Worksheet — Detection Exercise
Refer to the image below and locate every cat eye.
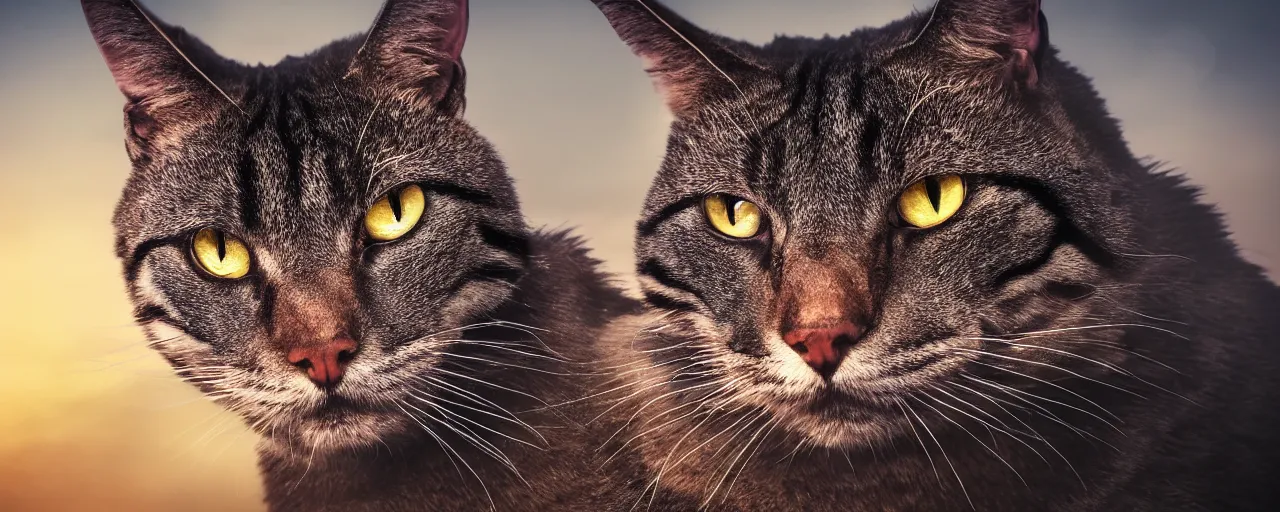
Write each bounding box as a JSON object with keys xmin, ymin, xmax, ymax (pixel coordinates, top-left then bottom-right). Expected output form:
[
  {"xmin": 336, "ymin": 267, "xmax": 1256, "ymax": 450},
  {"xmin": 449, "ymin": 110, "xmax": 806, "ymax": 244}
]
[
  {"xmin": 365, "ymin": 184, "xmax": 426, "ymax": 242},
  {"xmin": 897, "ymin": 175, "xmax": 966, "ymax": 229},
  {"xmin": 703, "ymin": 194, "xmax": 764, "ymax": 239},
  {"xmin": 191, "ymin": 228, "xmax": 252, "ymax": 279}
]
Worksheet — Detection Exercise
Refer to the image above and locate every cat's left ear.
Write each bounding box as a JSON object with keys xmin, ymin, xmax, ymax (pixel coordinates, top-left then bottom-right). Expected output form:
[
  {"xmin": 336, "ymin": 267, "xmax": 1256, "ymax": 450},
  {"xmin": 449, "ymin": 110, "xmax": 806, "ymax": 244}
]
[
  {"xmin": 81, "ymin": 0, "xmax": 241, "ymax": 158},
  {"xmin": 348, "ymin": 0, "xmax": 469, "ymax": 115},
  {"xmin": 927, "ymin": 0, "xmax": 1048, "ymax": 89}
]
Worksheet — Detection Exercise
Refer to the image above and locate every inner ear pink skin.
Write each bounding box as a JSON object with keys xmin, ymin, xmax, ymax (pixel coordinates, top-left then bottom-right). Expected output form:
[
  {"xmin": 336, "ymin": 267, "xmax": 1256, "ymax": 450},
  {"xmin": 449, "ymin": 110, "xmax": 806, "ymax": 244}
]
[{"xmin": 1009, "ymin": 0, "xmax": 1045, "ymax": 88}]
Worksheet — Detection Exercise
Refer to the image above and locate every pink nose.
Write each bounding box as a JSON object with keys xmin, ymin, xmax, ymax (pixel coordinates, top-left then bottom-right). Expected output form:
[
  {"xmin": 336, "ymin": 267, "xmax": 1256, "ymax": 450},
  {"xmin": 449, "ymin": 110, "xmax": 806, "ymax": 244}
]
[
  {"xmin": 782, "ymin": 322, "xmax": 861, "ymax": 378},
  {"xmin": 287, "ymin": 337, "xmax": 358, "ymax": 390}
]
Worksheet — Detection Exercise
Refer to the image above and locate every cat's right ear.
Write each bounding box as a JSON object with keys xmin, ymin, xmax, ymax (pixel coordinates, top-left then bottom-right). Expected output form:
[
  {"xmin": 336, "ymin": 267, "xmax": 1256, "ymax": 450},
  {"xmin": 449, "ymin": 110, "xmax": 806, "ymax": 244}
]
[
  {"xmin": 920, "ymin": 0, "xmax": 1048, "ymax": 90},
  {"xmin": 348, "ymin": 0, "xmax": 470, "ymax": 116},
  {"xmin": 81, "ymin": 0, "xmax": 239, "ymax": 158},
  {"xmin": 591, "ymin": 0, "xmax": 764, "ymax": 119}
]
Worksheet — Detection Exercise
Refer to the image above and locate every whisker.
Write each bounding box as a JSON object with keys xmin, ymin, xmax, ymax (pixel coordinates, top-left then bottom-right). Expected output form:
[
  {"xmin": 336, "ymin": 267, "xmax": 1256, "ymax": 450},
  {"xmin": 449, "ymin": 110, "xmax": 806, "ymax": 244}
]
[
  {"xmin": 970, "ymin": 338, "xmax": 1196, "ymax": 405},
  {"xmin": 928, "ymin": 384, "xmax": 1047, "ymax": 461},
  {"xmin": 601, "ymin": 380, "xmax": 743, "ymax": 464},
  {"xmin": 408, "ymin": 385, "xmax": 545, "ymax": 448},
  {"xmin": 947, "ymin": 382, "xmax": 1085, "ymax": 488},
  {"xmin": 898, "ymin": 397, "xmax": 972, "ymax": 509},
  {"xmin": 394, "ymin": 401, "xmax": 495, "ymax": 509},
  {"xmin": 1009, "ymin": 323, "xmax": 1188, "ymax": 342},
  {"xmin": 413, "ymin": 375, "xmax": 547, "ymax": 443},
  {"xmin": 433, "ymin": 367, "xmax": 547, "ymax": 405},
  {"xmin": 1056, "ymin": 339, "xmax": 1183, "ymax": 374},
  {"xmin": 439, "ymin": 353, "xmax": 579, "ymax": 376},
  {"xmin": 954, "ymin": 348, "xmax": 1146, "ymax": 402},
  {"xmin": 703, "ymin": 416, "xmax": 778, "ymax": 508},
  {"xmin": 961, "ymin": 374, "xmax": 1121, "ymax": 450},
  {"xmin": 912, "ymin": 394, "xmax": 1028, "ymax": 488}
]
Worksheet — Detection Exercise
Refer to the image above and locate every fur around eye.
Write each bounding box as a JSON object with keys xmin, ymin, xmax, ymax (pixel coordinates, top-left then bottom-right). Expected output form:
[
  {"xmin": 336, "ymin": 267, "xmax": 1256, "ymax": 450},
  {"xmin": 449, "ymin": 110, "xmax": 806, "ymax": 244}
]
[
  {"xmin": 191, "ymin": 228, "xmax": 251, "ymax": 279},
  {"xmin": 366, "ymin": 184, "xmax": 426, "ymax": 242},
  {"xmin": 897, "ymin": 175, "xmax": 966, "ymax": 229},
  {"xmin": 703, "ymin": 194, "xmax": 764, "ymax": 239}
]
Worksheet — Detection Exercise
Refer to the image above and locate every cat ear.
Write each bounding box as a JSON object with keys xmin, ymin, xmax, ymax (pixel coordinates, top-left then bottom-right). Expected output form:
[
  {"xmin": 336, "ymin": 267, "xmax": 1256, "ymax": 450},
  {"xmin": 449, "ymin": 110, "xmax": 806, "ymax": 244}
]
[
  {"xmin": 348, "ymin": 0, "xmax": 469, "ymax": 115},
  {"xmin": 927, "ymin": 0, "xmax": 1048, "ymax": 89},
  {"xmin": 592, "ymin": 0, "xmax": 763, "ymax": 118},
  {"xmin": 81, "ymin": 0, "xmax": 240, "ymax": 154}
]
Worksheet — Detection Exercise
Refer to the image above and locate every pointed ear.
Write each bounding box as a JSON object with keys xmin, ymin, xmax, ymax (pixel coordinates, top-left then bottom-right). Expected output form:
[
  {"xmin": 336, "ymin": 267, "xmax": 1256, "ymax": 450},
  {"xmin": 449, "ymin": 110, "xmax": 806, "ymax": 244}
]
[
  {"xmin": 928, "ymin": 0, "xmax": 1048, "ymax": 89},
  {"xmin": 592, "ymin": 0, "xmax": 763, "ymax": 118},
  {"xmin": 81, "ymin": 0, "xmax": 239, "ymax": 155},
  {"xmin": 348, "ymin": 0, "xmax": 469, "ymax": 114}
]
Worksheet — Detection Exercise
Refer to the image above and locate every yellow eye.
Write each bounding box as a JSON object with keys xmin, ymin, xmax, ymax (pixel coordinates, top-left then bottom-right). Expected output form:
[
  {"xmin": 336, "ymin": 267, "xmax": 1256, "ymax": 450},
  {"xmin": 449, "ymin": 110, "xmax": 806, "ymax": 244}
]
[
  {"xmin": 365, "ymin": 184, "xmax": 426, "ymax": 242},
  {"xmin": 898, "ymin": 175, "xmax": 966, "ymax": 229},
  {"xmin": 703, "ymin": 194, "xmax": 763, "ymax": 239},
  {"xmin": 191, "ymin": 228, "xmax": 251, "ymax": 279}
]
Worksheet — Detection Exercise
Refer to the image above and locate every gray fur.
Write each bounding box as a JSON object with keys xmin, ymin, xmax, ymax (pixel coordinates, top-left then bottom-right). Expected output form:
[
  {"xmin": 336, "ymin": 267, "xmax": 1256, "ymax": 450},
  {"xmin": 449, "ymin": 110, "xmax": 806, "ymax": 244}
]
[
  {"xmin": 591, "ymin": 0, "xmax": 1280, "ymax": 510},
  {"xmin": 84, "ymin": 0, "xmax": 636, "ymax": 509}
]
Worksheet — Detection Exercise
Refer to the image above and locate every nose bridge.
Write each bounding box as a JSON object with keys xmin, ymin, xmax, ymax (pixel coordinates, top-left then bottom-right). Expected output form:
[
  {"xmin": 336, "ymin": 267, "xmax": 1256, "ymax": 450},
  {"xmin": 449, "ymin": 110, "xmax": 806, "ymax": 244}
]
[
  {"xmin": 271, "ymin": 269, "xmax": 356, "ymax": 348},
  {"xmin": 778, "ymin": 241, "xmax": 870, "ymax": 329}
]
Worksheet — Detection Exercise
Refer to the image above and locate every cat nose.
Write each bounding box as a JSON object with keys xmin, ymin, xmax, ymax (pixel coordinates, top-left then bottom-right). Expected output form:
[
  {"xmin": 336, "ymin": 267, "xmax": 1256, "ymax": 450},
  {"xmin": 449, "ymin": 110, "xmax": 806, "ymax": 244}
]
[
  {"xmin": 782, "ymin": 322, "xmax": 861, "ymax": 378},
  {"xmin": 287, "ymin": 336, "xmax": 359, "ymax": 390}
]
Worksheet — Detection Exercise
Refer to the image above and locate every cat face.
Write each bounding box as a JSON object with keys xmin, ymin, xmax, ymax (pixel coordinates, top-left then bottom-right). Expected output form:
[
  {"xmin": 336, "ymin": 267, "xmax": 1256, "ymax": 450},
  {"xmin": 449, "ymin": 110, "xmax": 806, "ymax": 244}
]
[
  {"xmin": 86, "ymin": 0, "xmax": 528, "ymax": 450},
  {"xmin": 596, "ymin": 0, "xmax": 1142, "ymax": 447}
]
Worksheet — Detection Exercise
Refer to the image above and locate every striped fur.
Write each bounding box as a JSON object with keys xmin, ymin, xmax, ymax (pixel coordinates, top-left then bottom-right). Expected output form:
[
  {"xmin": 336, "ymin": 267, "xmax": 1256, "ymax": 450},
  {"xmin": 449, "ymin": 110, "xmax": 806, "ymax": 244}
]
[
  {"xmin": 591, "ymin": 0, "xmax": 1280, "ymax": 510},
  {"xmin": 85, "ymin": 0, "xmax": 636, "ymax": 510}
]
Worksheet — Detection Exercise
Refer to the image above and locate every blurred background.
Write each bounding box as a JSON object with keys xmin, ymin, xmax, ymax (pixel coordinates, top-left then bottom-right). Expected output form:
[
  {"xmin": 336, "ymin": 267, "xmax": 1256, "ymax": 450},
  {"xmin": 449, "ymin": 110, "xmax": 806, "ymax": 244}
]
[{"xmin": 0, "ymin": 0, "xmax": 1276, "ymax": 510}]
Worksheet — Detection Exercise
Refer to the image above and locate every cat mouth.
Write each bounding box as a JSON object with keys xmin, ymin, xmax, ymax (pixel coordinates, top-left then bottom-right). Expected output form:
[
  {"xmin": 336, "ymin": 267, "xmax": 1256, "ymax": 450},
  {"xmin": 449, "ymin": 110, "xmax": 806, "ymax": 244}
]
[
  {"xmin": 759, "ymin": 386, "xmax": 909, "ymax": 446},
  {"xmin": 793, "ymin": 386, "xmax": 895, "ymax": 418},
  {"xmin": 309, "ymin": 395, "xmax": 362, "ymax": 417},
  {"xmin": 293, "ymin": 396, "xmax": 403, "ymax": 440},
  {"xmin": 295, "ymin": 394, "xmax": 392, "ymax": 426}
]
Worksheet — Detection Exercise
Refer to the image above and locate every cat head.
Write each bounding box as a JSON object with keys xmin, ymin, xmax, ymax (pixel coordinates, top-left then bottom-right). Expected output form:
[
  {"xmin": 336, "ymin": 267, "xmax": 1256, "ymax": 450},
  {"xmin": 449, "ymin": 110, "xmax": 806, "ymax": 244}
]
[
  {"xmin": 86, "ymin": 0, "xmax": 529, "ymax": 451},
  {"xmin": 595, "ymin": 0, "xmax": 1147, "ymax": 448}
]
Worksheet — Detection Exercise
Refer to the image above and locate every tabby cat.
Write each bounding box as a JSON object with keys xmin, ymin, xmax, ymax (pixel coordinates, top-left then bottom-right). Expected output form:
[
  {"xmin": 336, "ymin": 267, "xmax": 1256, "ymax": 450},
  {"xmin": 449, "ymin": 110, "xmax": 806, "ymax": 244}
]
[
  {"xmin": 590, "ymin": 0, "xmax": 1280, "ymax": 510},
  {"xmin": 83, "ymin": 0, "xmax": 633, "ymax": 510}
]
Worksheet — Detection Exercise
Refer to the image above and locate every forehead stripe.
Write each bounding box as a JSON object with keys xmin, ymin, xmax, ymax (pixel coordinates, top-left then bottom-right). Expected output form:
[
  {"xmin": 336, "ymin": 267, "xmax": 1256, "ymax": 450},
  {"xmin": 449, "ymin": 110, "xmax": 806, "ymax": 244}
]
[
  {"xmin": 275, "ymin": 92, "xmax": 306, "ymax": 204},
  {"xmin": 236, "ymin": 100, "xmax": 271, "ymax": 230}
]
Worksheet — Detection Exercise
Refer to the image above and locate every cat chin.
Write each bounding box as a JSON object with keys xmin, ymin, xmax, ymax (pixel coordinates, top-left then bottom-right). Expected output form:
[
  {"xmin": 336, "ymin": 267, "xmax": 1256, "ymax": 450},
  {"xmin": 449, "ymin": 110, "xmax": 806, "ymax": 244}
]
[
  {"xmin": 764, "ymin": 403, "xmax": 911, "ymax": 450},
  {"xmin": 261, "ymin": 409, "xmax": 413, "ymax": 453},
  {"xmin": 758, "ymin": 395, "xmax": 904, "ymax": 449}
]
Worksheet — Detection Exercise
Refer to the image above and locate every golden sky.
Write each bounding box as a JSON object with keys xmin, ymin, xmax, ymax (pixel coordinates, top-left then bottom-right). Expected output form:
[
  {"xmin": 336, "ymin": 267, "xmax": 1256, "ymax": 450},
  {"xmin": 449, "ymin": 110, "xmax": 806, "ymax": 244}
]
[{"xmin": 0, "ymin": 0, "xmax": 1275, "ymax": 510}]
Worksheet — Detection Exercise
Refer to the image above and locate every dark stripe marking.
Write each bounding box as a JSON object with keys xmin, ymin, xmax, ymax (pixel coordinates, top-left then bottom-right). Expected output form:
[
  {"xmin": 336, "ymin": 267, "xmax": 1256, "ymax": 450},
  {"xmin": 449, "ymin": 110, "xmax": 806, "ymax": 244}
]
[
  {"xmin": 276, "ymin": 92, "xmax": 304, "ymax": 202},
  {"xmin": 124, "ymin": 235, "xmax": 184, "ymax": 283},
  {"xmin": 418, "ymin": 180, "xmax": 498, "ymax": 208},
  {"xmin": 637, "ymin": 197, "xmax": 702, "ymax": 238},
  {"xmin": 237, "ymin": 103, "xmax": 271, "ymax": 230},
  {"xmin": 809, "ymin": 58, "xmax": 832, "ymax": 142},
  {"xmin": 988, "ymin": 175, "xmax": 1117, "ymax": 283},
  {"xmin": 478, "ymin": 224, "xmax": 530, "ymax": 262},
  {"xmin": 642, "ymin": 290, "xmax": 701, "ymax": 315},
  {"xmin": 134, "ymin": 304, "xmax": 169, "ymax": 323},
  {"xmin": 638, "ymin": 257, "xmax": 706, "ymax": 307},
  {"xmin": 444, "ymin": 261, "xmax": 526, "ymax": 299}
]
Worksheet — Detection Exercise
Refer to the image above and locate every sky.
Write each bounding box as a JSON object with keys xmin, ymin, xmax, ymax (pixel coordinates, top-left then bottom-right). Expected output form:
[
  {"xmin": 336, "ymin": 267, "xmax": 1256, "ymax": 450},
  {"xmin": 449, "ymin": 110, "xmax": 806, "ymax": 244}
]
[{"xmin": 0, "ymin": 0, "xmax": 1276, "ymax": 510}]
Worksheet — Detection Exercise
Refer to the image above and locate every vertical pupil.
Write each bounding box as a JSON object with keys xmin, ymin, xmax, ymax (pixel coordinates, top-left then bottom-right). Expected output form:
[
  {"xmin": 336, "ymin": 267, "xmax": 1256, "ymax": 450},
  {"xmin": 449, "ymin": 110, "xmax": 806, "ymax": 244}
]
[
  {"xmin": 388, "ymin": 190, "xmax": 403, "ymax": 222},
  {"xmin": 924, "ymin": 177, "xmax": 943, "ymax": 213},
  {"xmin": 726, "ymin": 199, "xmax": 740, "ymax": 225},
  {"xmin": 215, "ymin": 231, "xmax": 227, "ymax": 261}
]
